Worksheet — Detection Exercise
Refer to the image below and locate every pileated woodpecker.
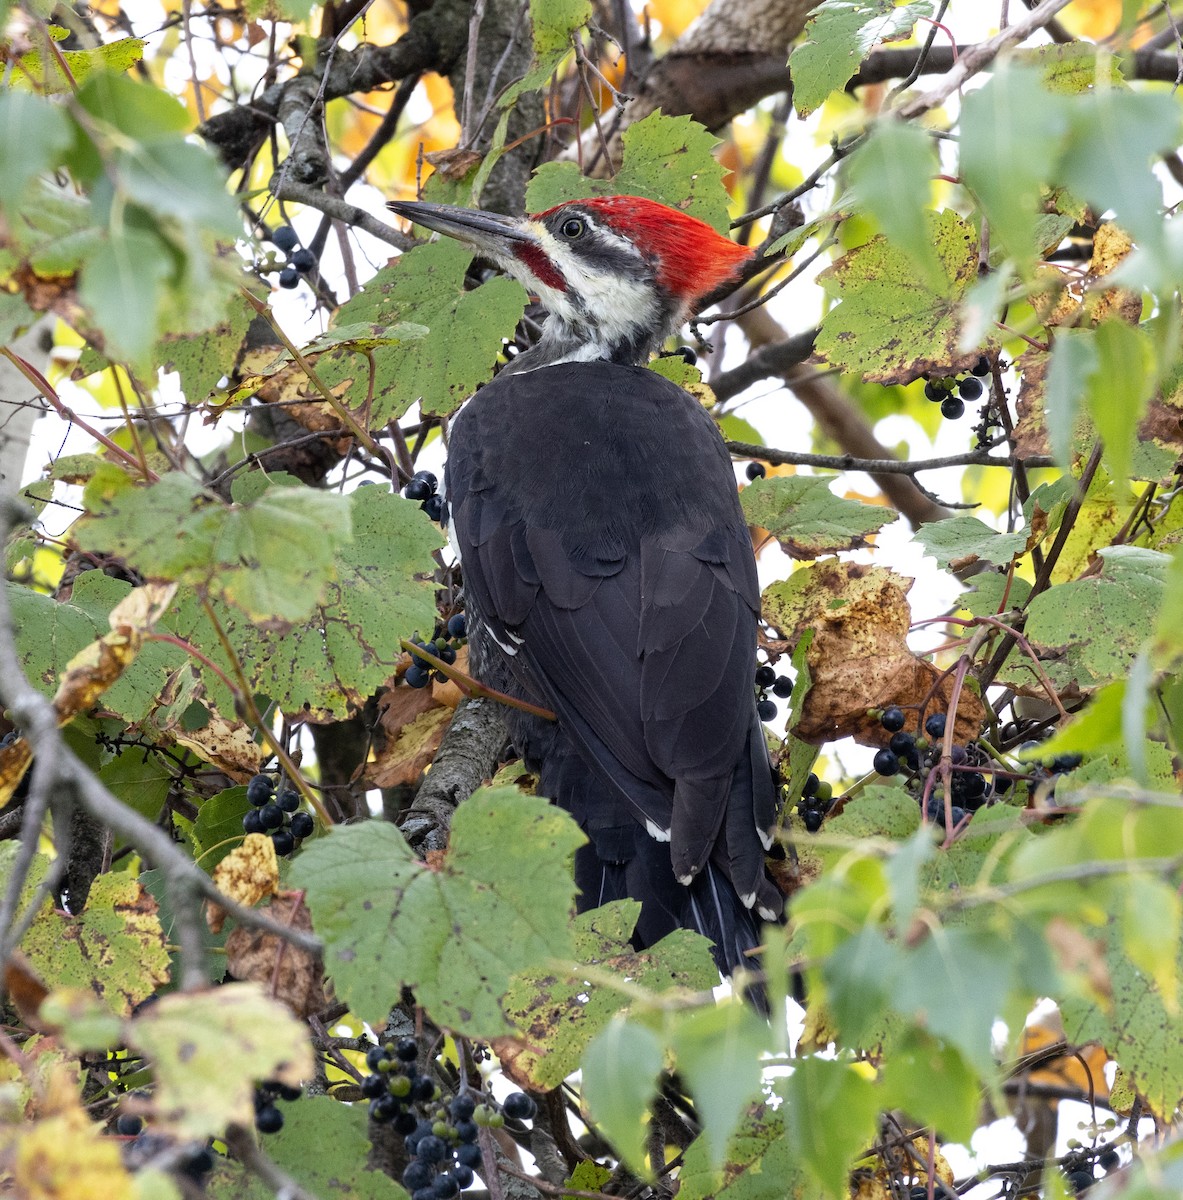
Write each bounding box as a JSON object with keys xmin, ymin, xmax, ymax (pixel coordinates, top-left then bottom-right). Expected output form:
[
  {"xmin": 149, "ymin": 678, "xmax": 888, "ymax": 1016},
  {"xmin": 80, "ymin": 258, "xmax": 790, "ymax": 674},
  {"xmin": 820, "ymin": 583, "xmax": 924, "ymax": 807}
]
[{"xmin": 387, "ymin": 195, "xmax": 783, "ymax": 979}]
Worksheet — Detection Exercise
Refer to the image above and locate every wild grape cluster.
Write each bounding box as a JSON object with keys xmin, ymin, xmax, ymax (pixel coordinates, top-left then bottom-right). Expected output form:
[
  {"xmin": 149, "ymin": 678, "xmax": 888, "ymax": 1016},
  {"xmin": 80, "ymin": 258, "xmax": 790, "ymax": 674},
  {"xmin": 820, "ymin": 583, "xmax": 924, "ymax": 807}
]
[
  {"xmin": 119, "ymin": 1125, "xmax": 215, "ymax": 1185},
  {"xmin": 923, "ymin": 355, "xmax": 990, "ymax": 420},
  {"xmin": 795, "ymin": 772, "xmax": 834, "ymax": 833},
  {"xmin": 405, "ymin": 613, "xmax": 467, "ymax": 690},
  {"xmin": 754, "ymin": 661, "xmax": 793, "ymax": 724},
  {"xmin": 272, "ymin": 224, "xmax": 318, "ymax": 290},
  {"xmin": 869, "ymin": 705, "xmax": 1083, "ymax": 832},
  {"xmin": 241, "ymin": 772, "xmax": 316, "ymax": 855},
  {"xmin": 405, "ymin": 469, "xmax": 444, "ymax": 523},
  {"xmin": 359, "ymin": 1035, "xmax": 537, "ymax": 1199}
]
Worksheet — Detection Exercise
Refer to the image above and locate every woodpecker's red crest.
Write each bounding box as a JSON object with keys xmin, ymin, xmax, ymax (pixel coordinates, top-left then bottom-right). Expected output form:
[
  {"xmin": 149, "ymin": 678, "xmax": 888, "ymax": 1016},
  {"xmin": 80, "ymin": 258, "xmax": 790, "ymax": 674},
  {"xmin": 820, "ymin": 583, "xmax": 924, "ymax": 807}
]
[{"xmin": 533, "ymin": 195, "xmax": 752, "ymax": 304}]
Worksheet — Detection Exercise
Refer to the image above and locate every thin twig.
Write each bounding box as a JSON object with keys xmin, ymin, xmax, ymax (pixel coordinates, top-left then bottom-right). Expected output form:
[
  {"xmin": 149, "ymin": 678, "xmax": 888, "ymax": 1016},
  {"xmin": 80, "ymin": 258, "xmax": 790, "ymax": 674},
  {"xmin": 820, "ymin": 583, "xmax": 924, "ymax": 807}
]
[{"xmin": 726, "ymin": 440, "xmax": 1053, "ymax": 475}]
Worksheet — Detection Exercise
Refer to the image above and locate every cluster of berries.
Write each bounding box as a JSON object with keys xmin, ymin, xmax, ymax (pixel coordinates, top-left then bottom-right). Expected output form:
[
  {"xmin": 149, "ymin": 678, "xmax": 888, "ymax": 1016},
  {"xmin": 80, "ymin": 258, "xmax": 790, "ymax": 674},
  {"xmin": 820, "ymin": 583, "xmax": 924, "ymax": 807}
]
[
  {"xmin": 405, "ymin": 612, "xmax": 467, "ymax": 690},
  {"xmin": 872, "ymin": 706, "xmax": 1083, "ymax": 831},
  {"xmin": 923, "ymin": 356, "xmax": 991, "ymax": 420},
  {"xmin": 241, "ymin": 772, "xmax": 316, "ymax": 855},
  {"xmin": 795, "ymin": 771, "xmax": 834, "ymax": 832},
  {"xmin": 754, "ymin": 662, "xmax": 793, "ymax": 724},
  {"xmin": 272, "ymin": 224, "xmax": 318, "ymax": 290},
  {"xmin": 405, "ymin": 470, "xmax": 444, "ymax": 522},
  {"xmin": 254, "ymin": 1080, "xmax": 302, "ymax": 1134},
  {"xmin": 359, "ymin": 1036, "xmax": 537, "ymax": 1200}
]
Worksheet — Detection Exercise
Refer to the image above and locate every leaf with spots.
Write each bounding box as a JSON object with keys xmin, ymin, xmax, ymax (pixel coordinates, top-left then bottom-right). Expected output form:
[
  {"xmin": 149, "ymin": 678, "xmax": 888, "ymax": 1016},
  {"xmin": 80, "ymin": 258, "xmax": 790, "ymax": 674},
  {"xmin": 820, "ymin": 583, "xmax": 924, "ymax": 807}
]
[
  {"xmin": 526, "ymin": 112, "xmax": 733, "ymax": 232},
  {"xmin": 496, "ymin": 900, "xmax": 717, "ymax": 1089},
  {"xmin": 5, "ymin": 580, "xmax": 103, "ymax": 698},
  {"xmin": 1061, "ymin": 929, "xmax": 1183, "ymax": 1121},
  {"xmin": 997, "ymin": 546, "xmax": 1168, "ymax": 694},
  {"xmin": 251, "ymin": 486, "xmax": 444, "ymax": 720},
  {"xmin": 815, "ymin": 209, "xmax": 999, "ymax": 384},
  {"xmin": 741, "ymin": 475, "xmax": 892, "ymax": 559},
  {"xmin": 291, "ymin": 785, "xmax": 584, "ymax": 1035},
  {"xmin": 1, "ymin": 848, "xmax": 169, "ymax": 1016},
  {"xmin": 315, "ymin": 238, "xmax": 528, "ymax": 421},
  {"xmin": 127, "ymin": 982, "xmax": 314, "ymax": 1139}
]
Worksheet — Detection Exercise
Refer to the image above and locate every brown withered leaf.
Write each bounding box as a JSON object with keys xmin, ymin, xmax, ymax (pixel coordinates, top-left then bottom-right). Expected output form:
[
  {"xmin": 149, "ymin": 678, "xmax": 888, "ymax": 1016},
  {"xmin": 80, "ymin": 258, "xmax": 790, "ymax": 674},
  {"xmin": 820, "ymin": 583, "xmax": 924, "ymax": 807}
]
[
  {"xmin": 2, "ymin": 951, "xmax": 50, "ymax": 1026},
  {"xmin": 365, "ymin": 706, "xmax": 453, "ymax": 789},
  {"xmin": 224, "ymin": 894, "xmax": 327, "ymax": 1018},
  {"xmin": 206, "ymin": 833, "xmax": 279, "ymax": 933},
  {"xmin": 763, "ymin": 561, "xmax": 984, "ymax": 746},
  {"xmin": 423, "ymin": 147, "xmax": 483, "ymax": 181}
]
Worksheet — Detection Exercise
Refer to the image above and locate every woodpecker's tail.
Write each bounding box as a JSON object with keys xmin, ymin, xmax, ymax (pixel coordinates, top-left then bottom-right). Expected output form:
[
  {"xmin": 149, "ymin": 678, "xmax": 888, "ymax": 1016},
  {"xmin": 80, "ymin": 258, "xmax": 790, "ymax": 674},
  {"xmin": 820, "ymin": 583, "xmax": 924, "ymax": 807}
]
[{"xmin": 538, "ymin": 728, "xmax": 773, "ymax": 1001}]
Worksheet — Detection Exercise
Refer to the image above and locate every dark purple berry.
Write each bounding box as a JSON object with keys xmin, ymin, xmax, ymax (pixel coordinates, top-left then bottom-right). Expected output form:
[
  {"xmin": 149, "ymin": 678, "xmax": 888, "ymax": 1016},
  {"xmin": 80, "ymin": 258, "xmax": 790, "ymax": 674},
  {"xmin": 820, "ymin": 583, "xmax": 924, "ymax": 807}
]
[
  {"xmin": 881, "ymin": 706, "xmax": 905, "ymax": 732},
  {"xmin": 447, "ymin": 613, "xmax": 467, "ymax": 639},
  {"xmin": 772, "ymin": 674, "xmax": 794, "ymax": 697},
  {"xmin": 278, "ymin": 266, "xmax": 300, "ymax": 289},
  {"xmin": 755, "ymin": 664, "xmax": 776, "ymax": 688},
  {"xmin": 404, "ymin": 1162, "xmax": 434, "ymax": 1191},
  {"xmin": 255, "ymin": 1104, "xmax": 284, "ymax": 1134},
  {"xmin": 941, "ymin": 396, "xmax": 965, "ymax": 420},
  {"xmin": 873, "ymin": 748, "xmax": 900, "ymax": 776},
  {"xmin": 971, "ymin": 355, "xmax": 990, "ymax": 376},
  {"xmin": 924, "ymin": 712, "xmax": 947, "ymax": 740},
  {"xmin": 395, "ymin": 1037, "xmax": 419, "ymax": 1062},
  {"xmin": 247, "ymin": 774, "xmax": 274, "ymax": 805},
  {"xmin": 502, "ymin": 1092, "xmax": 536, "ymax": 1120},
  {"xmin": 756, "ymin": 699, "xmax": 777, "ymax": 723},
  {"xmin": 405, "ymin": 664, "xmax": 430, "ymax": 689},
  {"xmin": 291, "ymin": 247, "xmax": 316, "ymax": 272},
  {"xmin": 958, "ymin": 376, "xmax": 984, "ymax": 401},
  {"xmin": 243, "ymin": 808, "xmax": 265, "ymax": 835},
  {"xmin": 272, "ymin": 225, "xmax": 298, "ymax": 252},
  {"xmin": 745, "ymin": 461, "xmax": 766, "ymax": 480},
  {"xmin": 259, "ymin": 802, "xmax": 283, "ymax": 830},
  {"xmin": 888, "ymin": 731, "xmax": 914, "ymax": 757},
  {"xmin": 924, "ymin": 380, "xmax": 947, "ymax": 402},
  {"xmin": 272, "ymin": 829, "xmax": 295, "ymax": 856},
  {"xmin": 803, "ymin": 809, "xmax": 823, "ymax": 833}
]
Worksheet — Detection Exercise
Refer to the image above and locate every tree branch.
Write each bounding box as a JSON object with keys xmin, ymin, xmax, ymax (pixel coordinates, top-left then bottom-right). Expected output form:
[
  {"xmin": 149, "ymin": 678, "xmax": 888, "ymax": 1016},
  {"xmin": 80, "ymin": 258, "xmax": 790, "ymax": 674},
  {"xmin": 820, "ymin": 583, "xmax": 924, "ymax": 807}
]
[
  {"xmin": 397, "ymin": 698, "xmax": 508, "ymax": 853},
  {"xmin": 727, "ymin": 441, "xmax": 1054, "ymax": 475}
]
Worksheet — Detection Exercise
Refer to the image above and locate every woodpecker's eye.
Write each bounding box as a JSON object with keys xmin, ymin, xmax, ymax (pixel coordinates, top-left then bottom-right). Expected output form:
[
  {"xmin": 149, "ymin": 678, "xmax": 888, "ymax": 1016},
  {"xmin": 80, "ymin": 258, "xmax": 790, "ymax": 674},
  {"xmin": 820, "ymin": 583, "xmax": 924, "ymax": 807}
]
[{"xmin": 559, "ymin": 217, "xmax": 586, "ymax": 240}]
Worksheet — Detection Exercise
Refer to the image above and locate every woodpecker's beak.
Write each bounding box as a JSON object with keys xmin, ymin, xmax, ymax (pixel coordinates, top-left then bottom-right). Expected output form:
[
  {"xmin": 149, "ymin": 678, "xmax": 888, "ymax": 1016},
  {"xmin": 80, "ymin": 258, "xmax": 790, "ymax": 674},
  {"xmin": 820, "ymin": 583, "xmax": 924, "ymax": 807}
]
[{"xmin": 386, "ymin": 200, "xmax": 537, "ymax": 257}]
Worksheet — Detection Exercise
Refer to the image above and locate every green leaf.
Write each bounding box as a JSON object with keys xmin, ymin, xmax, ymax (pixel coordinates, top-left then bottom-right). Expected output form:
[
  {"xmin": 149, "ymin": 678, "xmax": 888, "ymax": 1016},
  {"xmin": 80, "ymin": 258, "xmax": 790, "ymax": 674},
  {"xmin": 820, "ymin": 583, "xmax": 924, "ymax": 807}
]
[
  {"xmin": 780, "ymin": 1057, "xmax": 878, "ymax": 1197},
  {"xmin": 1058, "ymin": 90, "xmax": 1183, "ymax": 264},
  {"xmin": 1002, "ymin": 546, "xmax": 1168, "ymax": 692},
  {"xmin": 500, "ymin": 0, "xmax": 591, "ymax": 105},
  {"xmin": 526, "ymin": 112, "xmax": 733, "ymax": 232},
  {"xmin": 0, "ymin": 91, "xmax": 73, "ymax": 204},
  {"xmin": 960, "ymin": 66, "xmax": 1069, "ymax": 271},
  {"xmin": 1061, "ymin": 931, "xmax": 1183, "ymax": 1121},
  {"xmin": 847, "ymin": 119, "xmax": 943, "ymax": 289},
  {"xmin": 97, "ymin": 748, "xmax": 173, "ymax": 827},
  {"xmin": 501, "ymin": 900, "xmax": 717, "ymax": 1089},
  {"xmin": 207, "ymin": 1096, "xmax": 408, "ymax": 1200},
  {"xmin": 815, "ymin": 209, "xmax": 997, "ymax": 384},
  {"xmin": 75, "ymin": 473, "xmax": 353, "ymax": 623},
  {"xmin": 959, "ymin": 570, "xmax": 1032, "ymax": 618},
  {"xmin": 580, "ymin": 1016, "xmax": 664, "ymax": 1176},
  {"xmin": 78, "ymin": 227, "xmax": 171, "ymax": 366},
  {"xmin": 913, "ymin": 514, "xmax": 1028, "ymax": 570},
  {"xmin": 669, "ymin": 1002, "xmax": 770, "ymax": 1168},
  {"xmin": 790, "ymin": 0, "xmax": 934, "ymax": 117},
  {"xmin": 1088, "ymin": 319, "xmax": 1153, "ymax": 490},
  {"xmin": 2, "ymin": 849, "xmax": 169, "ymax": 1016},
  {"xmin": 191, "ymin": 788, "xmax": 251, "ymax": 870},
  {"xmin": 292, "ymin": 786, "xmax": 583, "ymax": 1033},
  {"xmin": 251, "ymin": 487, "xmax": 443, "ymax": 719},
  {"xmin": 317, "ymin": 239, "xmax": 527, "ymax": 421},
  {"xmin": 879, "ymin": 1030, "xmax": 979, "ymax": 1144},
  {"xmin": 127, "ymin": 983, "xmax": 314, "ymax": 1139},
  {"xmin": 75, "ymin": 69, "xmax": 190, "ymax": 138},
  {"xmin": 1044, "ymin": 329, "xmax": 1099, "ymax": 467},
  {"xmin": 740, "ymin": 475, "xmax": 893, "ymax": 558},
  {"xmin": 5, "ymin": 580, "xmax": 103, "ymax": 697}
]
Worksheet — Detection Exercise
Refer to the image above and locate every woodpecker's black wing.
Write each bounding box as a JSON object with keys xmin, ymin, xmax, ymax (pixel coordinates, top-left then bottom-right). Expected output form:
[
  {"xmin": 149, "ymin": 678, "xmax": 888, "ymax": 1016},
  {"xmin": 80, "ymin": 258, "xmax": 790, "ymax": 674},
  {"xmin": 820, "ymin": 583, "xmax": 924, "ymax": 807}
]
[{"xmin": 446, "ymin": 361, "xmax": 782, "ymax": 970}]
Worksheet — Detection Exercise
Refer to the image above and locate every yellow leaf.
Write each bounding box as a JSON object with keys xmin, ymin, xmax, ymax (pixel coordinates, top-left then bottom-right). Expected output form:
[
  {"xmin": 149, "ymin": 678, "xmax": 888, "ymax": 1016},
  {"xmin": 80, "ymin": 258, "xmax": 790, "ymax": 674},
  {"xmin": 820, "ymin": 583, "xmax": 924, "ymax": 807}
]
[{"xmin": 207, "ymin": 833, "xmax": 279, "ymax": 932}]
